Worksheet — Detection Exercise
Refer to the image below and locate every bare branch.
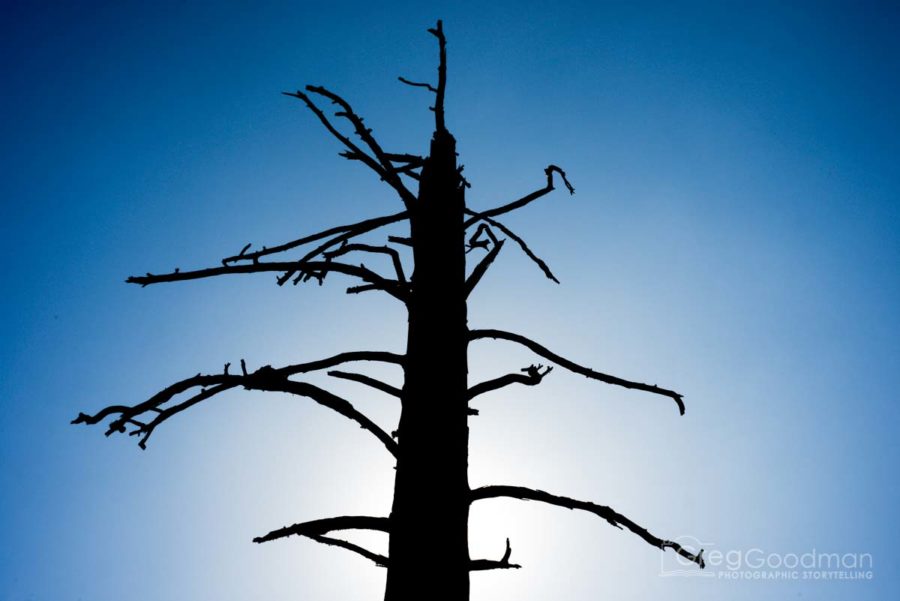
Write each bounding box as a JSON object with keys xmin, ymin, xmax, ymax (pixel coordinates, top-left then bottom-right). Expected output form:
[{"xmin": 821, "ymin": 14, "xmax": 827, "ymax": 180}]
[
  {"xmin": 465, "ymin": 239, "xmax": 505, "ymax": 297},
  {"xmin": 328, "ymin": 370, "xmax": 402, "ymax": 398},
  {"xmin": 126, "ymin": 259, "xmax": 409, "ymax": 303},
  {"xmin": 388, "ymin": 235, "xmax": 412, "ymax": 247},
  {"xmin": 73, "ymin": 352, "xmax": 403, "ymax": 454},
  {"xmin": 283, "ymin": 88, "xmax": 415, "ymax": 207},
  {"xmin": 397, "ymin": 76, "xmax": 437, "ymax": 93},
  {"xmin": 469, "ymin": 329, "xmax": 685, "ymax": 414},
  {"xmin": 250, "ymin": 378, "xmax": 398, "ymax": 455},
  {"xmin": 277, "ymin": 212, "xmax": 413, "ymax": 287},
  {"xmin": 221, "ymin": 211, "xmax": 408, "ymax": 266},
  {"xmin": 254, "ymin": 514, "xmax": 390, "ymax": 542},
  {"xmin": 307, "ymin": 535, "xmax": 389, "ymax": 567},
  {"xmin": 384, "ymin": 153, "xmax": 424, "ymax": 163},
  {"xmin": 254, "ymin": 515, "xmax": 389, "ymax": 566},
  {"xmin": 466, "ymin": 223, "xmax": 498, "ymax": 253},
  {"xmin": 466, "ymin": 210, "xmax": 559, "ymax": 283},
  {"xmin": 324, "ymin": 243, "xmax": 406, "ymax": 282},
  {"xmin": 427, "ymin": 20, "xmax": 448, "ymax": 132},
  {"xmin": 470, "ymin": 538, "xmax": 522, "ymax": 571},
  {"xmin": 463, "ymin": 165, "xmax": 574, "ymax": 227},
  {"xmin": 305, "ymin": 85, "xmax": 416, "ymax": 206},
  {"xmin": 468, "ymin": 364, "xmax": 553, "ymax": 401},
  {"xmin": 471, "ymin": 485, "xmax": 704, "ymax": 569}
]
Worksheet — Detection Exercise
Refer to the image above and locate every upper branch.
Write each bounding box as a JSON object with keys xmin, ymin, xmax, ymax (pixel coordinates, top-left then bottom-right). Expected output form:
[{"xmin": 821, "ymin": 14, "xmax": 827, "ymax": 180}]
[
  {"xmin": 471, "ymin": 485, "xmax": 704, "ymax": 568},
  {"xmin": 221, "ymin": 210, "xmax": 408, "ymax": 267},
  {"xmin": 127, "ymin": 259, "xmax": 409, "ymax": 303},
  {"xmin": 283, "ymin": 88, "xmax": 415, "ymax": 207},
  {"xmin": 428, "ymin": 20, "xmax": 448, "ymax": 132},
  {"xmin": 464, "ymin": 165, "xmax": 574, "ymax": 227},
  {"xmin": 469, "ymin": 329, "xmax": 686, "ymax": 414}
]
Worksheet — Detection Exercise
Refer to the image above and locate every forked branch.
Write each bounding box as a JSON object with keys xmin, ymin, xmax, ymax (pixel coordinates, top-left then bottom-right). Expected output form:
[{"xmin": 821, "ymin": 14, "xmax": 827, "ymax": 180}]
[
  {"xmin": 464, "ymin": 165, "xmax": 574, "ymax": 227},
  {"xmin": 221, "ymin": 210, "xmax": 408, "ymax": 267},
  {"xmin": 283, "ymin": 88, "xmax": 415, "ymax": 207},
  {"xmin": 127, "ymin": 259, "xmax": 409, "ymax": 303},
  {"xmin": 471, "ymin": 485, "xmax": 704, "ymax": 568},
  {"xmin": 254, "ymin": 515, "xmax": 390, "ymax": 566},
  {"xmin": 469, "ymin": 329, "xmax": 686, "ymax": 414},
  {"xmin": 73, "ymin": 352, "xmax": 403, "ymax": 454}
]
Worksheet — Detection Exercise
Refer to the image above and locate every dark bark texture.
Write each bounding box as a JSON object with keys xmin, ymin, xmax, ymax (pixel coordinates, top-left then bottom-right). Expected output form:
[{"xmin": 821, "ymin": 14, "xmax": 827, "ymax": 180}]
[{"xmin": 74, "ymin": 20, "xmax": 704, "ymax": 601}]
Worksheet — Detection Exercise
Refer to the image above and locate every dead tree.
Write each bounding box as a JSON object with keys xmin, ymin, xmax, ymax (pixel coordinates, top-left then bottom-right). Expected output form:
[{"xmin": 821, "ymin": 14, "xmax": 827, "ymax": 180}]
[{"xmin": 74, "ymin": 21, "xmax": 704, "ymax": 601}]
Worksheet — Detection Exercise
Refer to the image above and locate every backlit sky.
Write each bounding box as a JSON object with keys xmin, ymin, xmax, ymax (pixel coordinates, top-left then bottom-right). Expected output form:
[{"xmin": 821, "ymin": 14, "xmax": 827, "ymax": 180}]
[{"xmin": 1, "ymin": 1, "xmax": 898, "ymax": 600}]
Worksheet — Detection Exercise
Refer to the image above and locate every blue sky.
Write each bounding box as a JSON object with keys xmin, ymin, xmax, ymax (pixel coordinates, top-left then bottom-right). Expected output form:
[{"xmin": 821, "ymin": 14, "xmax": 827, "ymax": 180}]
[{"xmin": 1, "ymin": 1, "xmax": 898, "ymax": 599}]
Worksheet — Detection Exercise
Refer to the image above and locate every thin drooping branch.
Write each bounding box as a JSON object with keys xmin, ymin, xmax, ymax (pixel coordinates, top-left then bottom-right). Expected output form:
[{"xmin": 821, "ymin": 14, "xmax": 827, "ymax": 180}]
[
  {"xmin": 469, "ymin": 329, "xmax": 686, "ymax": 414},
  {"xmin": 467, "ymin": 364, "xmax": 553, "ymax": 400},
  {"xmin": 251, "ymin": 378, "xmax": 398, "ymax": 455},
  {"xmin": 328, "ymin": 370, "xmax": 402, "ymax": 398},
  {"xmin": 471, "ymin": 485, "xmax": 705, "ymax": 568},
  {"xmin": 126, "ymin": 259, "xmax": 409, "ymax": 302},
  {"xmin": 397, "ymin": 76, "xmax": 437, "ymax": 93},
  {"xmin": 73, "ymin": 352, "xmax": 403, "ymax": 453},
  {"xmin": 283, "ymin": 88, "xmax": 415, "ymax": 207},
  {"xmin": 463, "ymin": 165, "xmax": 574, "ymax": 227},
  {"xmin": 308, "ymin": 535, "xmax": 389, "ymax": 567},
  {"xmin": 221, "ymin": 210, "xmax": 408, "ymax": 267},
  {"xmin": 428, "ymin": 20, "xmax": 448, "ymax": 132},
  {"xmin": 469, "ymin": 538, "xmax": 522, "ymax": 571},
  {"xmin": 253, "ymin": 515, "xmax": 525, "ymax": 571},
  {"xmin": 465, "ymin": 239, "xmax": 505, "ymax": 297},
  {"xmin": 254, "ymin": 515, "xmax": 390, "ymax": 566},
  {"xmin": 466, "ymin": 210, "xmax": 559, "ymax": 283},
  {"xmin": 278, "ymin": 213, "xmax": 414, "ymax": 287},
  {"xmin": 254, "ymin": 515, "xmax": 390, "ymax": 543},
  {"xmin": 323, "ymin": 243, "xmax": 407, "ymax": 282}
]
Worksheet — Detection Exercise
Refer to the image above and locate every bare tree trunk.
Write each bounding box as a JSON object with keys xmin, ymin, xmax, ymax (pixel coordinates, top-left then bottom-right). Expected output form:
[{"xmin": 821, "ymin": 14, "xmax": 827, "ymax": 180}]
[{"xmin": 384, "ymin": 130, "xmax": 470, "ymax": 600}]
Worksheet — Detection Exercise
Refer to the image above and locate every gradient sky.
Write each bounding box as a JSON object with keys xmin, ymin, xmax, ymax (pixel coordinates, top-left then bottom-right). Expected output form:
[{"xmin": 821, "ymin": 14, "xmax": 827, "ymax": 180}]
[{"xmin": 2, "ymin": 1, "xmax": 898, "ymax": 600}]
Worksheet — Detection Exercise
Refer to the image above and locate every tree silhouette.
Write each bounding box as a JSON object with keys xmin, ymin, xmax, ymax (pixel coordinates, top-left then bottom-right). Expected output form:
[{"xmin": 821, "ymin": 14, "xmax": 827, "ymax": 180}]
[{"xmin": 73, "ymin": 21, "xmax": 704, "ymax": 601}]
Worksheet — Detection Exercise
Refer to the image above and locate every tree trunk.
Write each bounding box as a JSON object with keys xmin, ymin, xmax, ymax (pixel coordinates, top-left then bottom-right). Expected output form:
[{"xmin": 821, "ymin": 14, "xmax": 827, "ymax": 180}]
[{"xmin": 384, "ymin": 129, "xmax": 470, "ymax": 600}]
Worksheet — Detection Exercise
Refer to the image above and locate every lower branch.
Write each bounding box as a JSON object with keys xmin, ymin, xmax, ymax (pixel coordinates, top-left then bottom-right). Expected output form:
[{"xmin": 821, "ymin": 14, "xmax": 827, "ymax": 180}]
[
  {"xmin": 327, "ymin": 370, "xmax": 402, "ymax": 398},
  {"xmin": 254, "ymin": 515, "xmax": 390, "ymax": 567},
  {"xmin": 471, "ymin": 485, "xmax": 704, "ymax": 569},
  {"xmin": 73, "ymin": 352, "xmax": 403, "ymax": 454},
  {"xmin": 469, "ymin": 329, "xmax": 685, "ymax": 415},
  {"xmin": 470, "ymin": 538, "xmax": 522, "ymax": 571}
]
